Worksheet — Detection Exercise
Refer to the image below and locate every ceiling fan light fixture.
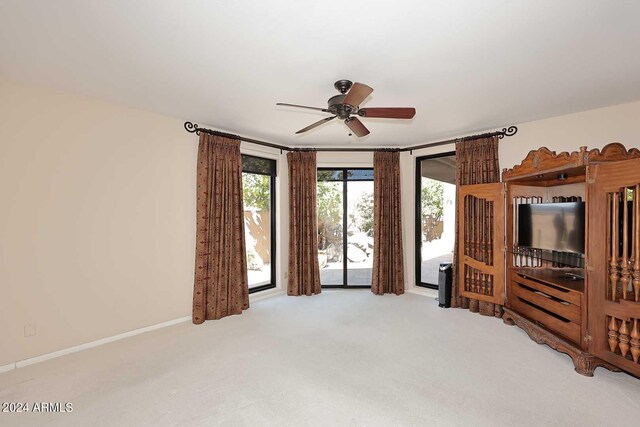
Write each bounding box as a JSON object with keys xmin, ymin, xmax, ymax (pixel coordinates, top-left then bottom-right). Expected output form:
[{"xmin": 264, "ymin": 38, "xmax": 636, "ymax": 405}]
[{"xmin": 277, "ymin": 79, "xmax": 416, "ymax": 137}]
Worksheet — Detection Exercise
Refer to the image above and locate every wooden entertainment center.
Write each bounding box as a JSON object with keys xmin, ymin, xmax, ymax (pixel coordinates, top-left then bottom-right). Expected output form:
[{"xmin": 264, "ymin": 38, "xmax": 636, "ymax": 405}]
[{"xmin": 458, "ymin": 143, "xmax": 640, "ymax": 377}]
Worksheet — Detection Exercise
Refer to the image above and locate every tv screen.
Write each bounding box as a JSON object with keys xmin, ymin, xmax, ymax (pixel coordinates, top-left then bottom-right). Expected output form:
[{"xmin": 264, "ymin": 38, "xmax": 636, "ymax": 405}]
[{"xmin": 517, "ymin": 202, "xmax": 585, "ymax": 254}]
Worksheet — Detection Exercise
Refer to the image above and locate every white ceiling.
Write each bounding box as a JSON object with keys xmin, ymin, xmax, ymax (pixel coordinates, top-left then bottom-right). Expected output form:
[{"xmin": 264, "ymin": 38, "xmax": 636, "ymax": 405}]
[{"xmin": 2, "ymin": 1, "xmax": 640, "ymax": 147}]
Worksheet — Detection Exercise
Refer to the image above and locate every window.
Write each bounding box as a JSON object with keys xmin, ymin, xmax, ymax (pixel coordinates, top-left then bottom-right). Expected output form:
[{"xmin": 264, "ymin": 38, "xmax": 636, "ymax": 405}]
[
  {"xmin": 415, "ymin": 152, "xmax": 456, "ymax": 289},
  {"xmin": 242, "ymin": 154, "xmax": 276, "ymax": 293},
  {"xmin": 317, "ymin": 168, "xmax": 374, "ymax": 288}
]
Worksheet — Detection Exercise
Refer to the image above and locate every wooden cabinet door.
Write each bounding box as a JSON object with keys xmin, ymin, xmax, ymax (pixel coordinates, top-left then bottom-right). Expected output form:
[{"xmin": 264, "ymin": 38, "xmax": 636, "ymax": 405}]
[
  {"xmin": 588, "ymin": 159, "xmax": 640, "ymax": 376},
  {"xmin": 457, "ymin": 183, "xmax": 505, "ymax": 304}
]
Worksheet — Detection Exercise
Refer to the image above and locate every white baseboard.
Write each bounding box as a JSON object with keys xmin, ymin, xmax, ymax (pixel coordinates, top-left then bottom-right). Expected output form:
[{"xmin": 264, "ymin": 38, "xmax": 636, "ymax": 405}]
[
  {"xmin": 406, "ymin": 287, "xmax": 439, "ymax": 299},
  {"xmin": 3, "ymin": 291, "xmax": 284, "ymax": 375},
  {"xmin": 0, "ymin": 363, "xmax": 16, "ymax": 374},
  {"xmin": 250, "ymin": 289, "xmax": 285, "ymax": 302},
  {"xmin": 10, "ymin": 316, "xmax": 191, "ymax": 371}
]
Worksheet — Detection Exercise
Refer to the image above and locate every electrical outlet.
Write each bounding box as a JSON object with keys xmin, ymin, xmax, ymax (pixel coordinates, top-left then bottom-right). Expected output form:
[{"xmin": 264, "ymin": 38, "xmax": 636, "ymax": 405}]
[
  {"xmin": 24, "ymin": 323, "xmax": 36, "ymax": 338},
  {"xmin": 284, "ymin": 271, "xmax": 288, "ymax": 279}
]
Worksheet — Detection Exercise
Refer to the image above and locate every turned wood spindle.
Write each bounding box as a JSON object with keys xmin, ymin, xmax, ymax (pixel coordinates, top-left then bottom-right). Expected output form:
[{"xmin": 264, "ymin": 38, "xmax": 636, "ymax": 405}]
[
  {"xmin": 529, "ymin": 198, "xmax": 534, "ymax": 267},
  {"xmin": 513, "ymin": 197, "xmax": 517, "ymax": 266},
  {"xmin": 469, "ymin": 196, "xmax": 473, "ymax": 258},
  {"xmin": 489, "ymin": 201, "xmax": 494, "ymax": 264},
  {"xmin": 470, "ymin": 196, "xmax": 475, "ymax": 259},
  {"xmin": 619, "ymin": 319, "xmax": 631, "ymax": 357},
  {"xmin": 482, "ymin": 199, "xmax": 487, "ymax": 263},
  {"xmin": 489, "ymin": 201, "xmax": 493, "ymax": 265},
  {"xmin": 517, "ymin": 197, "xmax": 523, "ymax": 267},
  {"xmin": 538, "ymin": 249, "xmax": 543, "ymax": 268},
  {"xmin": 484, "ymin": 200, "xmax": 488, "ymax": 263},
  {"xmin": 633, "ymin": 185, "xmax": 640, "ymax": 302},
  {"xmin": 488, "ymin": 200, "xmax": 492, "ymax": 264},
  {"xmin": 485, "ymin": 200, "xmax": 489, "ymax": 264},
  {"xmin": 465, "ymin": 197, "xmax": 470, "ymax": 257},
  {"xmin": 621, "ymin": 188, "xmax": 631, "ymax": 300},
  {"xmin": 471, "ymin": 197, "xmax": 476, "ymax": 261},
  {"xmin": 608, "ymin": 317, "xmax": 619, "ymax": 353},
  {"xmin": 464, "ymin": 265, "xmax": 470, "ymax": 292},
  {"xmin": 521, "ymin": 198, "xmax": 526, "ymax": 266},
  {"xmin": 470, "ymin": 196, "xmax": 474, "ymax": 259},
  {"xmin": 529, "ymin": 197, "xmax": 542, "ymax": 267},
  {"xmin": 479, "ymin": 199, "xmax": 484, "ymax": 263},
  {"xmin": 477, "ymin": 199, "xmax": 482, "ymax": 263},
  {"xmin": 470, "ymin": 267, "xmax": 475, "ymax": 293},
  {"xmin": 530, "ymin": 197, "xmax": 536, "ymax": 266},
  {"xmin": 481, "ymin": 271, "xmax": 487, "ymax": 295},
  {"xmin": 469, "ymin": 197, "xmax": 473, "ymax": 259},
  {"xmin": 606, "ymin": 193, "xmax": 613, "ymax": 300},
  {"xmin": 610, "ymin": 192, "xmax": 620, "ymax": 301},
  {"xmin": 464, "ymin": 197, "xmax": 469, "ymax": 257},
  {"xmin": 631, "ymin": 318, "xmax": 640, "ymax": 364},
  {"xmin": 476, "ymin": 198, "xmax": 481, "ymax": 262},
  {"xmin": 476, "ymin": 198, "xmax": 481, "ymax": 263}
]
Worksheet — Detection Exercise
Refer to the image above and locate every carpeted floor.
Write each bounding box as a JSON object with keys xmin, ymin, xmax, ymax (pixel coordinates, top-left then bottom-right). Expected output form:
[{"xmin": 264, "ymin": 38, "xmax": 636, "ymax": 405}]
[{"xmin": 1, "ymin": 291, "xmax": 639, "ymax": 426}]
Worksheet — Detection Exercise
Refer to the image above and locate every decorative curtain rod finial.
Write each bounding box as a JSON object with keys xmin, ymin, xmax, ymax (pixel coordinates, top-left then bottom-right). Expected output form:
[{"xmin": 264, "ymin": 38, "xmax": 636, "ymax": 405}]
[
  {"xmin": 184, "ymin": 121, "xmax": 200, "ymax": 135},
  {"xmin": 499, "ymin": 126, "xmax": 518, "ymax": 139}
]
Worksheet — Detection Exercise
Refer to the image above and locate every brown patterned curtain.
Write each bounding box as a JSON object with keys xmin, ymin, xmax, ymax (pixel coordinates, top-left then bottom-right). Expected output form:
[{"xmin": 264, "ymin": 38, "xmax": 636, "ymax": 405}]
[
  {"xmin": 372, "ymin": 151, "xmax": 405, "ymax": 295},
  {"xmin": 192, "ymin": 133, "xmax": 249, "ymax": 324},
  {"xmin": 287, "ymin": 151, "xmax": 321, "ymax": 296},
  {"xmin": 453, "ymin": 136, "xmax": 501, "ymax": 316}
]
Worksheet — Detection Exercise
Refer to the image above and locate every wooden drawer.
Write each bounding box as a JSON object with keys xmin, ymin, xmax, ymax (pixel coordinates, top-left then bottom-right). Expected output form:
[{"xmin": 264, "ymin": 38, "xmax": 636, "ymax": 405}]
[{"xmin": 509, "ymin": 271, "xmax": 583, "ymax": 345}]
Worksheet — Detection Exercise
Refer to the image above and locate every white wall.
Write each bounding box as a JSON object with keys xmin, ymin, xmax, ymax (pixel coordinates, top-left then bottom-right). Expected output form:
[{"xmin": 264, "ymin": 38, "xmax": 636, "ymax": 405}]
[
  {"xmin": 0, "ymin": 77, "xmax": 196, "ymax": 366},
  {"xmin": 0, "ymin": 77, "xmax": 288, "ymax": 367},
  {"xmin": 402, "ymin": 100, "xmax": 640, "ymax": 294},
  {"xmin": 317, "ymin": 152, "xmax": 373, "ymax": 168},
  {"xmin": 501, "ymin": 100, "xmax": 640, "ymax": 170}
]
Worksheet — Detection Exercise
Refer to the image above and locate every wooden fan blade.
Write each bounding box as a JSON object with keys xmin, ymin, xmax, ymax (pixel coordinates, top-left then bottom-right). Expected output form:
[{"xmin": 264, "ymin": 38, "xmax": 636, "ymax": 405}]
[
  {"xmin": 359, "ymin": 107, "xmax": 416, "ymax": 119},
  {"xmin": 342, "ymin": 82, "xmax": 373, "ymax": 107},
  {"xmin": 277, "ymin": 103, "xmax": 330, "ymax": 112},
  {"xmin": 345, "ymin": 117, "xmax": 370, "ymax": 137},
  {"xmin": 295, "ymin": 116, "xmax": 336, "ymax": 134}
]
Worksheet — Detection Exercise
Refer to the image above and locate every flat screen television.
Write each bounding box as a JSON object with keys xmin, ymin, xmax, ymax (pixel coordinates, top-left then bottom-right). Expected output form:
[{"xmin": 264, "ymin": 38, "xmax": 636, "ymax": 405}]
[{"xmin": 517, "ymin": 202, "xmax": 585, "ymax": 254}]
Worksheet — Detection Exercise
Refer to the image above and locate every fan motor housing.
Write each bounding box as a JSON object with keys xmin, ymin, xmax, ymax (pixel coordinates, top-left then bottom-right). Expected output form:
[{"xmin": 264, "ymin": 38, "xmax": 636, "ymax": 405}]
[{"xmin": 328, "ymin": 94, "xmax": 354, "ymax": 119}]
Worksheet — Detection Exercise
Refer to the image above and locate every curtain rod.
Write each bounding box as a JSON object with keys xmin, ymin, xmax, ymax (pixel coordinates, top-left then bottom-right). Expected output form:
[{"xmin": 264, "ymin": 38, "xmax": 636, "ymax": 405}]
[{"xmin": 184, "ymin": 121, "xmax": 517, "ymax": 153}]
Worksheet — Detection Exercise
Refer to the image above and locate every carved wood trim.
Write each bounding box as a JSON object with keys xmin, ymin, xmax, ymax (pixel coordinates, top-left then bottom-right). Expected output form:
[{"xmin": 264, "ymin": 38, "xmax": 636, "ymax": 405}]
[
  {"xmin": 502, "ymin": 146, "xmax": 588, "ymax": 181},
  {"xmin": 502, "ymin": 143, "xmax": 640, "ymax": 181},
  {"xmin": 587, "ymin": 142, "xmax": 640, "ymax": 163},
  {"xmin": 502, "ymin": 308, "xmax": 620, "ymax": 377}
]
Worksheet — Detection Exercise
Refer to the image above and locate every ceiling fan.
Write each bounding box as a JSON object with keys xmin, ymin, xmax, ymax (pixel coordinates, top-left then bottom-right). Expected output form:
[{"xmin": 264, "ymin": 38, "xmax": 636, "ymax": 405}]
[{"xmin": 276, "ymin": 79, "xmax": 416, "ymax": 137}]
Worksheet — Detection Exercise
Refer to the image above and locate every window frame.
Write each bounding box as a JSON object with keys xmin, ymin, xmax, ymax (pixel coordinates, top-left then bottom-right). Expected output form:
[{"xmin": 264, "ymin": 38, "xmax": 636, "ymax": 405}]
[
  {"xmin": 415, "ymin": 151, "xmax": 456, "ymax": 290},
  {"xmin": 242, "ymin": 154, "xmax": 277, "ymax": 294},
  {"xmin": 317, "ymin": 167, "xmax": 374, "ymax": 289}
]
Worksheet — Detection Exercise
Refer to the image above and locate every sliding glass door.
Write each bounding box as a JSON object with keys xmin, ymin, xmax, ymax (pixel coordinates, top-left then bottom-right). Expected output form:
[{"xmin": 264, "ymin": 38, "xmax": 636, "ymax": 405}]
[
  {"xmin": 317, "ymin": 169, "xmax": 374, "ymax": 288},
  {"xmin": 317, "ymin": 170, "xmax": 344, "ymax": 285},
  {"xmin": 242, "ymin": 154, "xmax": 276, "ymax": 293},
  {"xmin": 415, "ymin": 152, "xmax": 456, "ymax": 289}
]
